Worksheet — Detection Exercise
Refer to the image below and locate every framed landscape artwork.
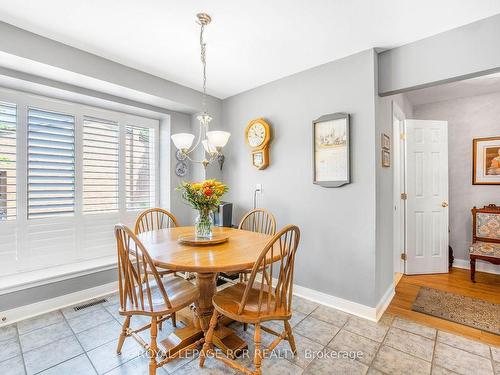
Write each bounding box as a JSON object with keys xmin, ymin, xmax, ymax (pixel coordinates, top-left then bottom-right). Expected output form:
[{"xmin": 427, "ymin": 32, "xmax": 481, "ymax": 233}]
[
  {"xmin": 473, "ymin": 136, "xmax": 500, "ymax": 185},
  {"xmin": 313, "ymin": 113, "xmax": 350, "ymax": 187}
]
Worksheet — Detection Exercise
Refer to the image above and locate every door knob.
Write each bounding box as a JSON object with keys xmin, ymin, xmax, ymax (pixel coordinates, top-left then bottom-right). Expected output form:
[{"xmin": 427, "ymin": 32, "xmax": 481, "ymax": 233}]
[{"xmin": 442, "ymin": 202, "xmax": 448, "ymax": 208}]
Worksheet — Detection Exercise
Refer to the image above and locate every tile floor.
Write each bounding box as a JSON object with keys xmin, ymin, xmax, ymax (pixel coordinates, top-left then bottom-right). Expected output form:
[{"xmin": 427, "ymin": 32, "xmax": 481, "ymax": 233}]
[{"xmin": 1, "ymin": 292, "xmax": 499, "ymax": 375}]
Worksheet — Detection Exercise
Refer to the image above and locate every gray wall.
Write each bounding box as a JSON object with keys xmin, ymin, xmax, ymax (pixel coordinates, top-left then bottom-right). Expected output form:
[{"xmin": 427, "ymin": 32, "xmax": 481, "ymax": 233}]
[
  {"xmin": 222, "ymin": 49, "xmax": 380, "ymax": 307},
  {"xmin": 0, "ymin": 269, "xmax": 117, "ymax": 311},
  {"xmin": 378, "ymin": 13, "xmax": 500, "ymax": 96},
  {"xmin": 413, "ymin": 91, "xmax": 500, "ymax": 261}
]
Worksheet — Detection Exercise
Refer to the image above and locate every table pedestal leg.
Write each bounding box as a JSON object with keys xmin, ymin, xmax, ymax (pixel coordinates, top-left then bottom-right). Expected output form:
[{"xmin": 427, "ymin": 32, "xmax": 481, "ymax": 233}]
[{"xmin": 160, "ymin": 273, "xmax": 248, "ymax": 359}]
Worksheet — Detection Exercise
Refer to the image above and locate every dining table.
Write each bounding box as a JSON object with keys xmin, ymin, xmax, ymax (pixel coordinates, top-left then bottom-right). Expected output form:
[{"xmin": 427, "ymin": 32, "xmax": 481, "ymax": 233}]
[{"xmin": 137, "ymin": 225, "xmax": 273, "ymax": 357}]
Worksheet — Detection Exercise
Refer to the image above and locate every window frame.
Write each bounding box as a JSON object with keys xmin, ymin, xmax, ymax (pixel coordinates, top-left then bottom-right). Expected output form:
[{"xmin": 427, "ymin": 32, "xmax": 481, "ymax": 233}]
[{"xmin": 0, "ymin": 86, "xmax": 160, "ymax": 279}]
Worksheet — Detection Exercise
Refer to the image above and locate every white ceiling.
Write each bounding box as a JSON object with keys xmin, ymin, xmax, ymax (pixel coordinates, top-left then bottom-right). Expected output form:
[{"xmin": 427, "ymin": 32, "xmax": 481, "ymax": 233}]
[
  {"xmin": 0, "ymin": 1, "xmax": 499, "ymax": 99},
  {"xmin": 406, "ymin": 72, "xmax": 500, "ymax": 106}
]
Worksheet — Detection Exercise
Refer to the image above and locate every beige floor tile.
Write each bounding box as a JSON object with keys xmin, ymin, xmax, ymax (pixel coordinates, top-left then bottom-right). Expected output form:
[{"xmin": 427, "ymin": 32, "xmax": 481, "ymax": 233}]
[
  {"xmin": 392, "ymin": 317, "xmax": 436, "ymax": 340},
  {"xmin": 344, "ymin": 316, "xmax": 390, "ymax": 343},
  {"xmin": 434, "ymin": 342, "xmax": 494, "ymax": 375},
  {"xmin": 384, "ymin": 327, "xmax": 434, "ymax": 361},
  {"xmin": 372, "ymin": 345, "xmax": 431, "ymax": 375},
  {"xmin": 437, "ymin": 331, "xmax": 491, "ymax": 358},
  {"xmin": 17, "ymin": 311, "xmax": 64, "ymax": 335},
  {"xmin": 20, "ymin": 321, "xmax": 73, "ymax": 353},
  {"xmin": 294, "ymin": 316, "xmax": 340, "ymax": 345},
  {"xmin": 0, "ymin": 324, "xmax": 18, "ymax": 342},
  {"xmin": 328, "ymin": 329, "xmax": 380, "ymax": 365},
  {"xmin": 292, "ymin": 295, "xmax": 319, "ymax": 315},
  {"xmin": 494, "ymin": 361, "xmax": 500, "ymax": 375},
  {"xmin": 366, "ymin": 368, "xmax": 384, "ymax": 375},
  {"xmin": 491, "ymin": 346, "xmax": 500, "ymax": 363},
  {"xmin": 66, "ymin": 308, "xmax": 114, "ymax": 334},
  {"xmin": 23, "ymin": 335, "xmax": 84, "ymax": 375},
  {"xmin": 0, "ymin": 337, "xmax": 22, "ymax": 362},
  {"xmin": 38, "ymin": 354, "xmax": 97, "ymax": 375},
  {"xmin": 311, "ymin": 305, "xmax": 351, "ymax": 327},
  {"xmin": 276, "ymin": 331, "xmax": 325, "ymax": 369},
  {"xmin": 304, "ymin": 353, "xmax": 368, "ymax": 375},
  {"xmin": 0, "ymin": 355, "xmax": 26, "ymax": 375},
  {"xmin": 432, "ymin": 365, "xmax": 459, "ymax": 374}
]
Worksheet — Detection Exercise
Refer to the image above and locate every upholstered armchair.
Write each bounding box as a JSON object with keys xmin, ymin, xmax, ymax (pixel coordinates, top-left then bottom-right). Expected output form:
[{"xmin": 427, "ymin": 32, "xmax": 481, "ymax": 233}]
[{"xmin": 469, "ymin": 204, "xmax": 500, "ymax": 282}]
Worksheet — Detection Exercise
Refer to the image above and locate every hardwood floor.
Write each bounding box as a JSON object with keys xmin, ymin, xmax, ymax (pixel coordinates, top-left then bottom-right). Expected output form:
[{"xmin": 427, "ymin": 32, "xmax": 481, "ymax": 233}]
[{"xmin": 387, "ymin": 267, "xmax": 500, "ymax": 346}]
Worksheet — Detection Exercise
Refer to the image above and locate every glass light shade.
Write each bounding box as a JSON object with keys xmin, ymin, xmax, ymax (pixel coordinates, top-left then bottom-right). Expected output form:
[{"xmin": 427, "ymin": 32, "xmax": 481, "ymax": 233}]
[
  {"xmin": 171, "ymin": 133, "xmax": 195, "ymax": 150},
  {"xmin": 206, "ymin": 131, "xmax": 231, "ymax": 148},
  {"xmin": 202, "ymin": 140, "xmax": 217, "ymax": 154}
]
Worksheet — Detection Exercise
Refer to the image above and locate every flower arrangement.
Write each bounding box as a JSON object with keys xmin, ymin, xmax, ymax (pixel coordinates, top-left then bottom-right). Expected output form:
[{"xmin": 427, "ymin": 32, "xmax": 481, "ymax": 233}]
[{"xmin": 177, "ymin": 179, "xmax": 228, "ymax": 238}]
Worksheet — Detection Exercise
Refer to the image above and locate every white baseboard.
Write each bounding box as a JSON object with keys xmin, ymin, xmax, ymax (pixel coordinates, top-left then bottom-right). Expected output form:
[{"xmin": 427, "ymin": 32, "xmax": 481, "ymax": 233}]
[
  {"xmin": 375, "ymin": 283, "xmax": 396, "ymax": 321},
  {"xmin": 453, "ymin": 258, "xmax": 500, "ymax": 275},
  {"xmin": 0, "ymin": 281, "xmax": 118, "ymax": 327},
  {"xmin": 293, "ymin": 282, "xmax": 394, "ymax": 322}
]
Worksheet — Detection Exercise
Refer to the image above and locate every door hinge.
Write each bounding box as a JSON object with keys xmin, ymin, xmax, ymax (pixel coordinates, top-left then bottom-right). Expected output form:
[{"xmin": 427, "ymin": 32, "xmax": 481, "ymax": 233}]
[
  {"xmin": 400, "ymin": 132, "xmax": 406, "ymax": 140},
  {"xmin": 401, "ymin": 193, "xmax": 407, "ymax": 200},
  {"xmin": 401, "ymin": 253, "xmax": 407, "ymax": 261}
]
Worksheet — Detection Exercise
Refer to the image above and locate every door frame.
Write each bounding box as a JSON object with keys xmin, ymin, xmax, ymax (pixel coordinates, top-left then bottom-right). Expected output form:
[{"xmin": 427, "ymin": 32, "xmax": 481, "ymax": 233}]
[{"xmin": 392, "ymin": 101, "xmax": 406, "ymax": 275}]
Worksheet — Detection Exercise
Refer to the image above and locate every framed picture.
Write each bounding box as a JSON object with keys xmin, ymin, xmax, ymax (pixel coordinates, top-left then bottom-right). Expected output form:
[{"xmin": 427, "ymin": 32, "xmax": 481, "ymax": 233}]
[
  {"xmin": 313, "ymin": 113, "xmax": 350, "ymax": 187},
  {"xmin": 473, "ymin": 136, "xmax": 500, "ymax": 185},
  {"xmin": 382, "ymin": 150, "xmax": 390, "ymax": 167},
  {"xmin": 381, "ymin": 133, "xmax": 390, "ymax": 150}
]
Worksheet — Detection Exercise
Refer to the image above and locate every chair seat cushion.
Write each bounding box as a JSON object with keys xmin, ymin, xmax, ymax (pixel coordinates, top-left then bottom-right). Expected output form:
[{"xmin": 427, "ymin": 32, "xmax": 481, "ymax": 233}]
[
  {"xmin": 212, "ymin": 283, "xmax": 289, "ymax": 323},
  {"xmin": 122, "ymin": 276, "xmax": 199, "ymax": 315},
  {"xmin": 469, "ymin": 242, "xmax": 500, "ymax": 258}
]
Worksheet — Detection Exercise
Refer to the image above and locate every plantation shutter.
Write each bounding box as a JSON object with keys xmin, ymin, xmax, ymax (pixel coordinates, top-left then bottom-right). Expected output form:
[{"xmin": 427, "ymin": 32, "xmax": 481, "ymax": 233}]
[
  {"xmin": 125, "ymin": 125, "xmax": 154, "ymax": 210},
  {"xmin": 0, "ymin": 101, "xmax": 17, "ymax": 220},
  {"xmin": 27, "ymin": 108, "xmax": 75, "ymax": 219},
  {"xmin": 83, "ymin": 117, "xmax": 119, "ymax": 213}
]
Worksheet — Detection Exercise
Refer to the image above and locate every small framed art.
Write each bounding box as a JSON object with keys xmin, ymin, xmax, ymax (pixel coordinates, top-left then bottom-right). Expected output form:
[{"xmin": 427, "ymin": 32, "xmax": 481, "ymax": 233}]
[
  {"xmin": 473, "ymin": 136, "xmax": 500, "ymax": 185},
  {"xmin": 382, "ymin": 150, "xmax": 390, "ymax": 168},
  {"xmin": 381, "ymin": 133, "xmax": 390, "ymax": 150},
  {"xmin": 312, "ymin": 113, "xmax": 350, "ymax": 187}
]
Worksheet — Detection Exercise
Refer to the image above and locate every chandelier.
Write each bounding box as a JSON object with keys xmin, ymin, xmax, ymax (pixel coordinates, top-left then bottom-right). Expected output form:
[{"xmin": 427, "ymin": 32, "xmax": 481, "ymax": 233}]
[{"xmin": 171, "ymin": 13, "xmax": 230, "ymax": 169}]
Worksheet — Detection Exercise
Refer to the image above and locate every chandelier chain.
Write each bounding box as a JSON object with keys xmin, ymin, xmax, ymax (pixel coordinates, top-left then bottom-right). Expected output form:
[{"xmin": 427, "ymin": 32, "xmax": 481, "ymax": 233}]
[{"xmin": 200, "ymin": 22, "xmax": 207, "ymax": 114}]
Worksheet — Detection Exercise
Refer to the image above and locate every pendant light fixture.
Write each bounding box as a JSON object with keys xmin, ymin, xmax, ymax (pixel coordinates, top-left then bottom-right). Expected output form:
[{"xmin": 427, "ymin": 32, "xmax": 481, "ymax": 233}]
[{"xmin": 171, "ymin": 13, "xmax": 230, "ymax": 168}]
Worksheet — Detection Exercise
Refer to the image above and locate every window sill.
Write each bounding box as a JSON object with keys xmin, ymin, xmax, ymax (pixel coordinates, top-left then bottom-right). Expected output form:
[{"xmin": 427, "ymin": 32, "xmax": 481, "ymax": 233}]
[{"xmin": 0, "ymin": 256, "xmax": 117, "ymax": 295}]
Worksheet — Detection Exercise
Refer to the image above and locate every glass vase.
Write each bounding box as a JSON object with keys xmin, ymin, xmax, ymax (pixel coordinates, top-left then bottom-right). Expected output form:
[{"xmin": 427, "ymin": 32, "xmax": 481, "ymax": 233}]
[{"xmin": 195, "ymin": 209, "xmax": 214, "ymax": 239}]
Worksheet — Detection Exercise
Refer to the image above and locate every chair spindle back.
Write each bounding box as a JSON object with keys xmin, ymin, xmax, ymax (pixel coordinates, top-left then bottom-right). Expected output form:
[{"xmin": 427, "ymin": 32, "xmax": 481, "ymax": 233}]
[
  {"xmin": 238, "ymin": 208, "xmax": 276, "ymax": 236},
  {"xmin": 135, "ymin": 208, "xmax": 179, "ymax": 235},
  {"xmin": 115, "ymin": 224, "xmax": 172, "ymax": 313},
  {"xmin": 238, "ymin": 225, "xmax": 300, "ymax": 316}
]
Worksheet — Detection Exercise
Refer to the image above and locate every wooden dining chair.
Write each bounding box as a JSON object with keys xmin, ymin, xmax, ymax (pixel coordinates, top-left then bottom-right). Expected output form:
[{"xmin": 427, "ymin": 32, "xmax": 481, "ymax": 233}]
[
  {"xmin": 237, "ymin": 209, "xmax": 277, "ymax": 282},
  {"xmin": 135, "ymin": 208, "xmax": 179, "ymax": 235},
  {"xmin": 135, "ymin": 208, "xmax": 181, "ymax": 326},
  {"xmin": 199, "ymin": 224, "xmax": 301, "ymax": 375},
  {"xmin": 114, "ymin": 224, "xmax": 202, "ymax": 375},
  {"xmin": 238, "ymin": 208, "xmax": 276, "ymax": 236}
]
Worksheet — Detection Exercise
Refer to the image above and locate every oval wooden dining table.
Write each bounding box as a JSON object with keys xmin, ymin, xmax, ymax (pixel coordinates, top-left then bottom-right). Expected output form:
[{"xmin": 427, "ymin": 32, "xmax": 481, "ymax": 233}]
[{"xmin": 137, "ymin": 225, "xmax": 273, "ymax": 357}]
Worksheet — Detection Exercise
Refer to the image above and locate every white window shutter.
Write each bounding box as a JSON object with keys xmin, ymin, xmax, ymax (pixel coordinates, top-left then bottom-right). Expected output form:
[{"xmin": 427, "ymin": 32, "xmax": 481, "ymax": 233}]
[
  {"xmin": 27, "ymin": 108, "xmax": 75, "ymax": 219},
  {"xmin": 83, "ymin": 117, "xmax": 119, "ymax": 214},
  {"xmin": 0, "ymin": 101, "xmax": 17, "ymax": 220},
  {"xmin": 125, "ymin": 125, "xmax": 154, "ymax": 211}
]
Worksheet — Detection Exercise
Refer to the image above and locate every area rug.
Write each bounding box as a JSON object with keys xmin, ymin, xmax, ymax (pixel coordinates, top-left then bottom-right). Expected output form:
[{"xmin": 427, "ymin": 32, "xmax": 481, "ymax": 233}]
[{"xmin": 412, "ymin": 287, "xmax": 500, "ymax": 335}]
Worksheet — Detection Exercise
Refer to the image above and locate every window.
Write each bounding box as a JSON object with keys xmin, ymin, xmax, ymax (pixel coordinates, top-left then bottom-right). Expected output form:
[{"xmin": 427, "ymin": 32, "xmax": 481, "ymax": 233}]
[
  {"xmin": 0, "ymin": 101, "xmax": 16, "ymax": 220},
  {"xmin": 27, "ymin": 108, "xmax": 75, "ymax": 219},
  {"xmin": 83, "ymin": 117, "xmax": 119, "ymax": 214},
  {"xmin": 0, "ymin": 88, "xmax": 160, "ymax": 280},
  {"xmin": 126, "ymin": 125, "xmax": 154, "ymax": 210}
]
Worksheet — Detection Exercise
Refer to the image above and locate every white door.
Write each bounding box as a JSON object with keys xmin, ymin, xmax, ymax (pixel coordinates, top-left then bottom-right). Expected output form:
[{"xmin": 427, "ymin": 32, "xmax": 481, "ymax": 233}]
[{"xmin": 405, "ymin": 120, "xmax": 449, "ymax": 274}]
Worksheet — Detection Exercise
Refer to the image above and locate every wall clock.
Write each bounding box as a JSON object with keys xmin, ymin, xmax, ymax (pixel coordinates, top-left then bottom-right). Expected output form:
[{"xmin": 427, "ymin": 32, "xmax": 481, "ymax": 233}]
[
  {"xmin": 245, "ymin": 118, "xmax": 272, "ymax": 169},
  {"xmin": 175, "ymin": 161, "xmax": 188, "ymax": 177}
]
